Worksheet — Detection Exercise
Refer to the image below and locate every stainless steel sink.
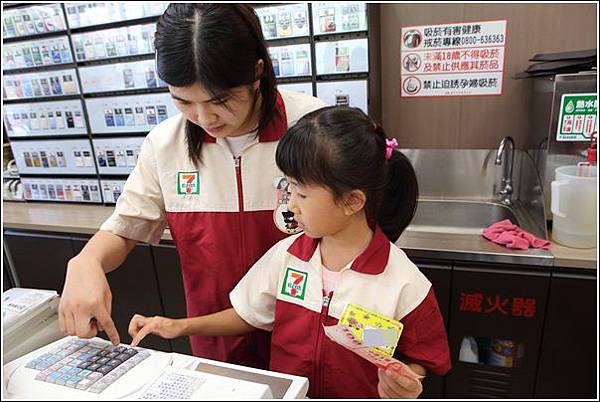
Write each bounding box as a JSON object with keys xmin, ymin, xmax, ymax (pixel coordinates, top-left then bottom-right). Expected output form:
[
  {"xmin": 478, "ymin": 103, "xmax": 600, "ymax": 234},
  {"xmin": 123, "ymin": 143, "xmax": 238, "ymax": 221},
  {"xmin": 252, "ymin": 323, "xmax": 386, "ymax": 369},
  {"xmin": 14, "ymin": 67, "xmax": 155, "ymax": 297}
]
[{"xmin": 406, "ymin": 199, "xmax": 523, "ymax": 235}]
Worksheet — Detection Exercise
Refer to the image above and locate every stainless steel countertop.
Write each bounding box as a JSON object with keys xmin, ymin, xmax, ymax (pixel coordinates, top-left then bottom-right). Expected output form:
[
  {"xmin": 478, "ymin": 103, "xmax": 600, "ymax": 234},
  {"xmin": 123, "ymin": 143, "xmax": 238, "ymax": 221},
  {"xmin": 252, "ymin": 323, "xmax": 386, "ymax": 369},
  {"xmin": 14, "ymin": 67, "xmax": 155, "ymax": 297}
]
[
  {"xmin": 398, "ymin": 230, "xmax": 554, "ymax": 267},
  {"xmin": 3, "ymin": 201, "xmax": 596, "ymax": 270}
]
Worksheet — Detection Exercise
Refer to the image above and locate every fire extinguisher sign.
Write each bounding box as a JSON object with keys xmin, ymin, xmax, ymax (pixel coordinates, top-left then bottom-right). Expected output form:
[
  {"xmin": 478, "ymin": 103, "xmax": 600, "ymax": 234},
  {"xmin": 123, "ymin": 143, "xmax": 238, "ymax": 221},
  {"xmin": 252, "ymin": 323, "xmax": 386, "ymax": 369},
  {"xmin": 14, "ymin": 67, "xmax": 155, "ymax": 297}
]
[{"xmin": 557, "ymin": 93, "xmax": 597, "ymax": 142}]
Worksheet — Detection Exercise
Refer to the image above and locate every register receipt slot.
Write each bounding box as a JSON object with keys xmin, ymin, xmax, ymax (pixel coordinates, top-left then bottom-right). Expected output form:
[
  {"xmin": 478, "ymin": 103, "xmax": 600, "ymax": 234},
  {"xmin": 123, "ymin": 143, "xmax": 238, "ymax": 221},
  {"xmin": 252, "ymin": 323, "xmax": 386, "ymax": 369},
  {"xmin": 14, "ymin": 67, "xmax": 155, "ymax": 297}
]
[
  {"xmin": 4, "ymin": 336, "xmax": 310, "ymax": 399},
  {"xmin": 3, "ymin": 288, "xmax": 64, "ymax": 364}
]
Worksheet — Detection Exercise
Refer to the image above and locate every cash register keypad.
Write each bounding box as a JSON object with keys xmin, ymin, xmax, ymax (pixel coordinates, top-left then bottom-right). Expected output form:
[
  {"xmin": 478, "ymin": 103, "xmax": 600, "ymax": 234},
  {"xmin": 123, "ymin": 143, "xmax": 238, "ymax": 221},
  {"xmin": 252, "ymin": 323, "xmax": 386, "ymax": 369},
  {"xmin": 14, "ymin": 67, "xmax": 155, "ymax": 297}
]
[{"xmin": 26, "ymin": 339, "xmax": 150, "ymax": 393}]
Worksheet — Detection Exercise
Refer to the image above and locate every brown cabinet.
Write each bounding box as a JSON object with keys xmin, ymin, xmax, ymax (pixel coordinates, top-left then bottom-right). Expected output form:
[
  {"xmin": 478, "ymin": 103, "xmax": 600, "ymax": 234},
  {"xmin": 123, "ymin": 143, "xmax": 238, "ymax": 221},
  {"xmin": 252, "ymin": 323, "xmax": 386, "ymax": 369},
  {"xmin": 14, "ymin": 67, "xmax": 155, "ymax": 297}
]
[
  {"xmin": 151, "ymin": 244, "xmax": 192, "ymax": 355},
  {"xmin": 413, "ymin": 259, "xmax": 452, "ymax": 399},
  {"xmin": 534, "ymin": 268, "xmax": 597, "ymax": 398},
  {"xmin": 4, "ymin": 230, "xmax": 74, "ymax": 293},
  {"xmin": 445, "ymin": 264, "xmax": 551, "ymax": 398}
]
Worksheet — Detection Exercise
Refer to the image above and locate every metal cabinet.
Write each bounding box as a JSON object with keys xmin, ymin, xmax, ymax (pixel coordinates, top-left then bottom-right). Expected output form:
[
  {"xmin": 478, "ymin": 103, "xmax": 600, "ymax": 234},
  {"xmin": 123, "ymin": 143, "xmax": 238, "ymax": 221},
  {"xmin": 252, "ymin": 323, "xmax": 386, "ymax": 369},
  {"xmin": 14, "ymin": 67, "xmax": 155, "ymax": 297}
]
[
  {"xmin": 445, "ymin": 264, "xmax": 551, "ymax": 398},
  {"xmin": 151, "ymin": 244, "xmax": 192, "ymax": 355},
  {"xmin": 534, "ymin": 268, "xmax": 597, "ymax": 398},
  {"xmin": 71, "ymin": 236, "xmax": 171, "ymax": 353}
]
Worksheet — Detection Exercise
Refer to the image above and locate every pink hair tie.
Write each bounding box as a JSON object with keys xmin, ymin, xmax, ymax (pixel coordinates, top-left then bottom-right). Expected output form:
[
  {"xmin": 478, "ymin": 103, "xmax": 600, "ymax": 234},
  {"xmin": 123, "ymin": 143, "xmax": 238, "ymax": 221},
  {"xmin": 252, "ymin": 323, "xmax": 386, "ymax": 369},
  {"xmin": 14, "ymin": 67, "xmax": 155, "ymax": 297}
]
[{"xmin": 385, "ymin": 138, "xmax": 398, "ymax": 160}]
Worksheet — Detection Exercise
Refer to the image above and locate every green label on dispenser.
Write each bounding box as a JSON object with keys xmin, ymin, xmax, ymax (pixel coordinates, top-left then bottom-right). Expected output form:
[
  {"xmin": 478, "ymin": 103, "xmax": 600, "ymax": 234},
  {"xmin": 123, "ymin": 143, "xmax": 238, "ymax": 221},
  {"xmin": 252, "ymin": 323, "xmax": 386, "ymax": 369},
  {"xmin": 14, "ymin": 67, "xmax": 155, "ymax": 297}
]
[{"xmin": 557, "ymin": 93, "xmax": 597, "ymax": 142}]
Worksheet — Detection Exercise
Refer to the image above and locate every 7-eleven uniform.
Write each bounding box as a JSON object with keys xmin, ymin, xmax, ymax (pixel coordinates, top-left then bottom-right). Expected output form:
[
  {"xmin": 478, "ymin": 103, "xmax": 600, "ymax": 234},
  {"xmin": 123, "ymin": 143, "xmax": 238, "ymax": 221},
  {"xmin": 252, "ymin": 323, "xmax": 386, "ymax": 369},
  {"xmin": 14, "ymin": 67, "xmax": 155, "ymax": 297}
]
[
  {"xmin": 101, "ymin": 90, "xmax": 327, "ymax": 368},
  {"xmin": 230, "ymin": 226, "xmax": 452, "ymax": 398}
]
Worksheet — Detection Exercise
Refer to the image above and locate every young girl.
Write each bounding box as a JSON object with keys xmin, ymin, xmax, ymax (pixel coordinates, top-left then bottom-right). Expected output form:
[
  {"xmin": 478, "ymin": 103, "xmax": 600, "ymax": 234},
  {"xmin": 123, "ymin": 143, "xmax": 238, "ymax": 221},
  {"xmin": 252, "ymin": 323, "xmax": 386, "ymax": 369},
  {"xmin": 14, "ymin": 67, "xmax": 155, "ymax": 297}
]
[{"xmin": 128, "ymin": 106, "xmax": 451, "ymax": 398}]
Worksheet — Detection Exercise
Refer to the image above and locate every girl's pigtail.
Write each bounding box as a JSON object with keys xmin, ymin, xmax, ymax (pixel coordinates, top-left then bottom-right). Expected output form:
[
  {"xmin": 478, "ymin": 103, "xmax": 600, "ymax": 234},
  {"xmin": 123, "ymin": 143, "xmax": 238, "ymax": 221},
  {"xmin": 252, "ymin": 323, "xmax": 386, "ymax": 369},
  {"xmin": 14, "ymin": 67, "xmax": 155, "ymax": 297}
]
[{"xmin": 373, "ymin": 126, "xmax": 419, "ymax": 242}]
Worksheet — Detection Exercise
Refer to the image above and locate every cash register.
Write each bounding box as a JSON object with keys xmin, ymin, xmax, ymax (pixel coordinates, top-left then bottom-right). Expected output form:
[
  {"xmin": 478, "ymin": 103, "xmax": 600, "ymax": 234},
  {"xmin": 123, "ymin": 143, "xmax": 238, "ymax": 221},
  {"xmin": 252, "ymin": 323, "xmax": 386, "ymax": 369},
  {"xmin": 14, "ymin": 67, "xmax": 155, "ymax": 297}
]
[
  {"xmin": 3, "ymin": 335, "xmax": 309, "ymax": 399},
  {"xmin": 3, "ymin": 288, "xmax": 64, "ymax": 364}
]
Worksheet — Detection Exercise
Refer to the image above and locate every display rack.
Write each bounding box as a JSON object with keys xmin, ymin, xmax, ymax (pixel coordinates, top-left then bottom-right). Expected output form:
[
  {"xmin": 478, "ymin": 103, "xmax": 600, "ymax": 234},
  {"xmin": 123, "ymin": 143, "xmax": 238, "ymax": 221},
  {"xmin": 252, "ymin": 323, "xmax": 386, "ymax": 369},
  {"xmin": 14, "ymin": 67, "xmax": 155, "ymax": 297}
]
[
  {"xmin": 255, "ymin": 2, "xmax": 380, "ymax": 118},
  {"xmin": 3, "ymin": 3, "xmax": 380, "ymax": 205}
]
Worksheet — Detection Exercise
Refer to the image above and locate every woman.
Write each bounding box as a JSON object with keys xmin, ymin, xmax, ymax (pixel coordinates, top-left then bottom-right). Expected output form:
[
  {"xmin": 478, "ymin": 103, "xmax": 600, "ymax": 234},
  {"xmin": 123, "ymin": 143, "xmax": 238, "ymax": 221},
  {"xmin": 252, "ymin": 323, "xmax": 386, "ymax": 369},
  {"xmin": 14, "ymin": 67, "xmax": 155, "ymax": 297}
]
[{"xmin": 58, "ymin": 4, "xmax": 326, "ymax": 370}]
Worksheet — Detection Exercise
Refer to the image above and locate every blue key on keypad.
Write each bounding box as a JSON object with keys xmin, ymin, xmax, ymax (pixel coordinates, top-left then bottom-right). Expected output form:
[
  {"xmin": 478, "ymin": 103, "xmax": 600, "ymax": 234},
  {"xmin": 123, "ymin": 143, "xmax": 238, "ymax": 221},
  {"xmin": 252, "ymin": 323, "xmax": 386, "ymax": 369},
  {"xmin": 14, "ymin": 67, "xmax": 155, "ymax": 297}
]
[
  {"xmin": 35, "ymin": 360, "xmax": 53, "ymax": 370},
  {"xmin": 57, "ymin": 366, "xmax": 71, "ymax": 374},
  {"xmin": 56, "ymin": 374, "xmax": 72, "ymax": 386},
  {"xmin": 46, "ymin": 371, "xmax": 62, "ymax": 384},
  {"xmin": 66, "ymin": 376, "xmax": 82, "ymax": 388},
  {"xmin": 26, "ymin": 358, "xmax": 42, "ymax": 369}
]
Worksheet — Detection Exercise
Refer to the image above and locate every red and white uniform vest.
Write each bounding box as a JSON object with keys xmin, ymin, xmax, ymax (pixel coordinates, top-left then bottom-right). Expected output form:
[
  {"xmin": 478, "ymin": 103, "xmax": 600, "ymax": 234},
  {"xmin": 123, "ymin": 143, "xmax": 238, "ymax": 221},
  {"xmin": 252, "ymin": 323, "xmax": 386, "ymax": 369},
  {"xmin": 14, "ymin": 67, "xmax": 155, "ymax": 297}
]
[
  {"xmin": 101, "ymin": 90, "xmax": 327, "ymax": 368},
  {"xmin": 230, "ymin": 226, "xmax": 452, "ymax": 398}
]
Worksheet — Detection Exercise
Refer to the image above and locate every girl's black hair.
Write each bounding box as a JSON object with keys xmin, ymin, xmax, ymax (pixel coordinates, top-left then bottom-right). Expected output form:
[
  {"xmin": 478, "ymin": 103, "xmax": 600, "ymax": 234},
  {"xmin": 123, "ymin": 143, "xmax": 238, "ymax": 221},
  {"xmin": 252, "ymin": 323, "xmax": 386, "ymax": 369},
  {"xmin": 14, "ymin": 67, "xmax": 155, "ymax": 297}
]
[
  {"xmin": 155, "ymin": 4, "xmax": 279, "ymax": 164},
  {"xmin": 275, "ymin": 106, "xmax": 418, "ymax": 242}
]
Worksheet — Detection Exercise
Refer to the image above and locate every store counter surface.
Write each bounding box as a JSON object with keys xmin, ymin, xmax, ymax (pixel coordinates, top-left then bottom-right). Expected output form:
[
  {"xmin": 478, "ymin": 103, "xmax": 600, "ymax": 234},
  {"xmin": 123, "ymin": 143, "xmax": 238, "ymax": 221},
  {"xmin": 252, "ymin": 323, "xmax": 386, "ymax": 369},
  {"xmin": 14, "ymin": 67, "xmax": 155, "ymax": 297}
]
[
  {"xmin": 3, "ymin": 201, "xmax": 596, "ymax": 269},
  {"xmin": 3, "ymin": 201, "xmax": 173, "ymax": 241}
]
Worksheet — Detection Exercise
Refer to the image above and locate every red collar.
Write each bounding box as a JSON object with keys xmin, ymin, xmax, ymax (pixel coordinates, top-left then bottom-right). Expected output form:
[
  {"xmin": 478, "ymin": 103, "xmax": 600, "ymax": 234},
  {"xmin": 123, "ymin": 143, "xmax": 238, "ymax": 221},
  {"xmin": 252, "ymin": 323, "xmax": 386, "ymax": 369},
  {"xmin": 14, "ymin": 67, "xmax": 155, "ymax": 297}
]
[
  {"xmin": 287, "ymin": 226, "xmax": 391, "ymax": 275},
  {"xmin": 203, "ymin": 90, "xmax": 286, "ymax": 143}
]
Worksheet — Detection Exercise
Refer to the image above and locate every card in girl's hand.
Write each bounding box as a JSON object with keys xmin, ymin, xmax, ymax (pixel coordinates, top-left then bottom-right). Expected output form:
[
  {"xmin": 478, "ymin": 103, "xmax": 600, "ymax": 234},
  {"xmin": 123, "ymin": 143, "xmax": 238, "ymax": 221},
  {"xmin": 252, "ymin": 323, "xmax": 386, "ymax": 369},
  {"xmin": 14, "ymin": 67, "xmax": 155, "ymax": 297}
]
[
  {"xmin": 323, "ymin": 325, "xmax": 425, "ymax": 380},
  {"xmin": 323, "ymin": 323, "xmax": 364, "ymax": 349},
  {"xmin": 338, "ymin": 303, "xmax": 403, "ymax": 357}
]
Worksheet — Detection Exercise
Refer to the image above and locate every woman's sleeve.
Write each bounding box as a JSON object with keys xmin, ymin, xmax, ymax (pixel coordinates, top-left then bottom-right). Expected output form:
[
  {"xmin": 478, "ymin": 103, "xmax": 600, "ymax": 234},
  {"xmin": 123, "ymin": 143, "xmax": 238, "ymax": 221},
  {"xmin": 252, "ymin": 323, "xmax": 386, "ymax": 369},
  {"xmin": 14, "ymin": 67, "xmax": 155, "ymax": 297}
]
[
  {"xmin": 229, "ymin": 241, "xmax": 286, "ymax": 332},
  {"xmin": 394, "ymin": 288, "xmax": 452, "ymax": 376},
  {"xmin": 99, "ymin": 135, "xmax": 168, "ymax": 245}
]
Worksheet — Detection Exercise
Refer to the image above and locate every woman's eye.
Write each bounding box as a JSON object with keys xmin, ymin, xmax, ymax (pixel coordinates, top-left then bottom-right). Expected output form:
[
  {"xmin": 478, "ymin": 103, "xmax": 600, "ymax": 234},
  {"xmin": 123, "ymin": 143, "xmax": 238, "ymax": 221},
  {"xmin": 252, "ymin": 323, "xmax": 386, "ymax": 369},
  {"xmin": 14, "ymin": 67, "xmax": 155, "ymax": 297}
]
[
  {"xmin": 211, "ymin": 97, "xmax": 229, "ymax": 105},
  {"xmin": 176, "ymin": 100, "xmax": 191, "ymax": 106}
]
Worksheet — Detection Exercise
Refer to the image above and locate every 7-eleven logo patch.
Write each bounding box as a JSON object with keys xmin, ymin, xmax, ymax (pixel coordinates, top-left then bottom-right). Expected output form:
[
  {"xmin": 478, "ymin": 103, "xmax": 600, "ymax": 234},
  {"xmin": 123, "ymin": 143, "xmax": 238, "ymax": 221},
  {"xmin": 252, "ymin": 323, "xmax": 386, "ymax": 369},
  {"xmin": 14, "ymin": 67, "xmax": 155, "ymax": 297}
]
[
  {"xmin": 281, "ymin": 268, "xmax": 308, "ymax": 300},
  {"xmin": 177, "ymin": 171, "xmax": 199, "ymax": 195}
]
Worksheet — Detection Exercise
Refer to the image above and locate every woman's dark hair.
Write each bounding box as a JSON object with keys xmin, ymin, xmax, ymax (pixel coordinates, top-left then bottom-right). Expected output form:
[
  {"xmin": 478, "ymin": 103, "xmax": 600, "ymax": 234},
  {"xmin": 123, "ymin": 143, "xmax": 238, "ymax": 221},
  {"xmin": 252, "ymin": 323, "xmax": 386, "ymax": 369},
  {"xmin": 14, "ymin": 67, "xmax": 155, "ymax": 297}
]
[
  {"xmin": 155, "ymin": 4, "xmax": 279, "ymax": 164},
  {"xmin": 275, "ymin": 106, "xmax": 418, "ymax": 242}
]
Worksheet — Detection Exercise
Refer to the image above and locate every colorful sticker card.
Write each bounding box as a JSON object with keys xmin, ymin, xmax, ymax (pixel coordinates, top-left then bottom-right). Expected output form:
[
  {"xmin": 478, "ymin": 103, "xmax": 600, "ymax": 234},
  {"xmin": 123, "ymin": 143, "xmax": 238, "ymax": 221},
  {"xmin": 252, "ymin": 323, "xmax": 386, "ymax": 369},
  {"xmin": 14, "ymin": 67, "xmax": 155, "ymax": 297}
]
[{"xmin": 339, "ymin": 303, "xmax": 403, "ymax": 356}]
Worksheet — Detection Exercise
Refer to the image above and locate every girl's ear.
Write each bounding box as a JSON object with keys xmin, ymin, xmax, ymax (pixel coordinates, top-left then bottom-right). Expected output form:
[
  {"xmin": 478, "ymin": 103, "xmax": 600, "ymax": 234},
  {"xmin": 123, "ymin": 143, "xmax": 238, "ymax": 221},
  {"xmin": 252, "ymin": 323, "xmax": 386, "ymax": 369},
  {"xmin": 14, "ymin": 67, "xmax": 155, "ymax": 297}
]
[{"xmin": 342, "ymin": 190, "xmax": 367, "ymax": 216}]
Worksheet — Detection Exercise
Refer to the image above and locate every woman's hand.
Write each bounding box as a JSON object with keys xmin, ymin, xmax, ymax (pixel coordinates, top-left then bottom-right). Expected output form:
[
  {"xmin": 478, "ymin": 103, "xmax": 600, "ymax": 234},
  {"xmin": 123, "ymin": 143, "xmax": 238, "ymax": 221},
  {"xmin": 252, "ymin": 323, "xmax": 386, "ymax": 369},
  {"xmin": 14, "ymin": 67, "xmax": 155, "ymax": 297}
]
[
  {"xmin": 377, "ymin": 366, "xmax": 424, "ymax": 399},
  {"xmin": 128, "ymin": 314, "xmax": 184, "ymax": 347},
  {"xmin": 59, "ymin": 256, "xmax": 120, "ymax": 345}
]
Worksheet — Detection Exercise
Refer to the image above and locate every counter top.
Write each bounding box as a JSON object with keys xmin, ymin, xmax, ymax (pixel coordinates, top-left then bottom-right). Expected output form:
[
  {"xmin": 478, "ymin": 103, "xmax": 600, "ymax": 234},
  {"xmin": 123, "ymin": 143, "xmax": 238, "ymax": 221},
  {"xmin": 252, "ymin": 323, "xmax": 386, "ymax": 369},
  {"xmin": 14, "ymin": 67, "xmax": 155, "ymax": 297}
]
[
  {"xmin": 2, "ymin": 201, "xmax": 173, "ymax": 241},
  {"xmin": 548, "ymin": 230, "xmax": 598, "ymax": 270},
  {"xmin": 2, "ymin": 201, "xmax": 596, "ymax": 270},
  {"xmin": 397, "ymin": 230, "xmax": 555, "ymax": 268}
]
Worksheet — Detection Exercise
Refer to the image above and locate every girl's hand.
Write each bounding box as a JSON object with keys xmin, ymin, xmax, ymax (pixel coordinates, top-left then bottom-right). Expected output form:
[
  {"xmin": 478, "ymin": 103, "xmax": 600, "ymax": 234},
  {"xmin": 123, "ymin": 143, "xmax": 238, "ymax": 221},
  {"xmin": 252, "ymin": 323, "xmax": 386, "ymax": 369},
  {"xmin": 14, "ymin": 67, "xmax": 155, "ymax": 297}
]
[
  {"xmin": 128, "ymin": 314, "xmax": 183, "ymax": 347},
  {"xmin": 377, "ymin": 367, "xmax": 423, "ymax": 399}
]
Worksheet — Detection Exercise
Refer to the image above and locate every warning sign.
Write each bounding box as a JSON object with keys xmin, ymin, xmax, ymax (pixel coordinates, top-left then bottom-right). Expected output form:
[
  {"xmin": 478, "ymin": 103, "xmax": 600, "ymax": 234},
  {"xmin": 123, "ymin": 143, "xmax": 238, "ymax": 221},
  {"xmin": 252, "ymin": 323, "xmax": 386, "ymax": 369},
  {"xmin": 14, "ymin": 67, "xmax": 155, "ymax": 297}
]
[
  {"xmin": 556, "ymin": 94, "xmax": 597, "ymax": 141},
  {"xmin": 400, "ymin": 20, "xmax": 507, "ymax": 97}
]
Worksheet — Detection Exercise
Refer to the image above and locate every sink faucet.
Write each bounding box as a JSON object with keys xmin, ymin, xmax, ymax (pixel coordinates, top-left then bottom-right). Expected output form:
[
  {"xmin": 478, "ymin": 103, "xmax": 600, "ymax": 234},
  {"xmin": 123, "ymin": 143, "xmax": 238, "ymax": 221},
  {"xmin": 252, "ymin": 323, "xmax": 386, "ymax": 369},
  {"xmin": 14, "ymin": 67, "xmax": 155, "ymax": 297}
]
[{"xmin": 495, "ymin": 136, "xmax": 515, "ymax": 205}]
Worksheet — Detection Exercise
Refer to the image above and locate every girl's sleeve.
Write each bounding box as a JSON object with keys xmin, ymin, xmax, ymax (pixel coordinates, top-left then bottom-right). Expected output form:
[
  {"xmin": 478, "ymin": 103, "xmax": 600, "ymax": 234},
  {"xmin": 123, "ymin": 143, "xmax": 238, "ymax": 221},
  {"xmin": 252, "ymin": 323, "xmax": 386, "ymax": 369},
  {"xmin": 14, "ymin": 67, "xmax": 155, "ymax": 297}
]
[
  {"xmin": 229, "ymin": 241, "xmax": 286, "ymax": 332},
  {"xmin": 100, "ymin": 135, "xmax": 167, "ymax": 245},
  {"xmin": 394, "ymin": 287, "xmax": 452, "ymax": 376}
]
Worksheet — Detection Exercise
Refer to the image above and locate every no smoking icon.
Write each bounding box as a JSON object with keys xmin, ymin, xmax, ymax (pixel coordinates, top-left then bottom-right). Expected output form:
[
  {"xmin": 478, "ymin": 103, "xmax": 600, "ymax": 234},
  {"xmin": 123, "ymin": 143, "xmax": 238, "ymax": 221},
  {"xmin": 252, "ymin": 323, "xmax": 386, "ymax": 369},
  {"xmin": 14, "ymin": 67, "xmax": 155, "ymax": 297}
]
[{"xmin": 402, "ymin": 53, "xmax": 422, "ymax": 72}]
